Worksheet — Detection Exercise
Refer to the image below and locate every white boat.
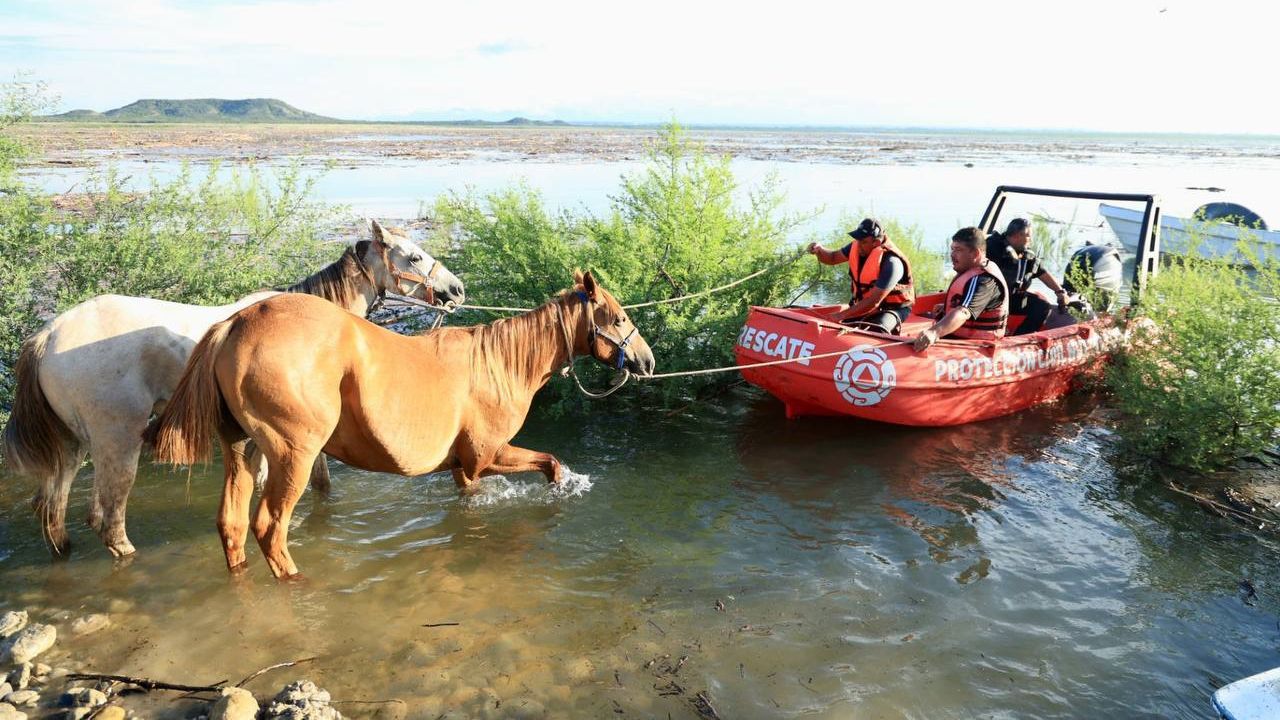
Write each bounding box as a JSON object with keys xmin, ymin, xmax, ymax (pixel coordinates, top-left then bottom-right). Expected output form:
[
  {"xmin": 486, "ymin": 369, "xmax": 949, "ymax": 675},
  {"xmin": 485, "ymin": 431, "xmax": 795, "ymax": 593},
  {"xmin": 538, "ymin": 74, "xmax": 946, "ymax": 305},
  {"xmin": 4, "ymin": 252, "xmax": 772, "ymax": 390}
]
[
  {"xmin": 1213, "ymin": 666, "xmax": 1280, "ymax": 719},
  {"xmin": 1099, "ymin": 202, "xmax": 1280, "ymax": 265}
]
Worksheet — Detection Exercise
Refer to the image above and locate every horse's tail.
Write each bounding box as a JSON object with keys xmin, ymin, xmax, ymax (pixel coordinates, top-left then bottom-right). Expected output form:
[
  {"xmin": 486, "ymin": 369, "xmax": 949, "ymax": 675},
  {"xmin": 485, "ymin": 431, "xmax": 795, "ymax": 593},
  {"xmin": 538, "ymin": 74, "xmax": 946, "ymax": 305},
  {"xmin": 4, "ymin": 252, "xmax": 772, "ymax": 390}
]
[
  {"xmin": 144, "ymin": 319, "xmax": 236, "ymax": 465},
  {"xmin": 3, "ymin": 327, "xmax": 77, "ymax": 479}
]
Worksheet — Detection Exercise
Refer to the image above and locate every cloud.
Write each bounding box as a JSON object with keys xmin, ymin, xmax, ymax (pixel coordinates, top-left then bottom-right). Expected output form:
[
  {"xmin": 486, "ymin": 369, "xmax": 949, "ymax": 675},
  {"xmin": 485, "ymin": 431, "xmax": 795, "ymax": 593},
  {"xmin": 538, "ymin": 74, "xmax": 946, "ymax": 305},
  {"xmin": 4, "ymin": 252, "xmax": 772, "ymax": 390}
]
[{"xmin": 3, "ymin": 0, "xmax": 1279, "ymax": 132}]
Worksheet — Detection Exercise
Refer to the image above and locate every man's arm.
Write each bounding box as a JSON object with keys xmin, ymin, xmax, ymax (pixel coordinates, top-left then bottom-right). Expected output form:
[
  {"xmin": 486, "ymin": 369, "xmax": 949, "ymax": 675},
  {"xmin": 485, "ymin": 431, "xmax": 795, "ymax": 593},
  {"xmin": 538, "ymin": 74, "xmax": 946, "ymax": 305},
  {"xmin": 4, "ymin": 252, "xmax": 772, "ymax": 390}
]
[
  {"xmin": 913, "ymin": 306, "xmax": 971, "ymax": 351},
  {"xmin": 1034, "ymin": 268, "xmax": 1068, "ymax": 309},
  {"xmin": 913, "ymin": 276, "xmax": 999, "ymax": 351},
  {"xmin": 807, "ymin": 242, "xmax": 850, "ymax": 266}
]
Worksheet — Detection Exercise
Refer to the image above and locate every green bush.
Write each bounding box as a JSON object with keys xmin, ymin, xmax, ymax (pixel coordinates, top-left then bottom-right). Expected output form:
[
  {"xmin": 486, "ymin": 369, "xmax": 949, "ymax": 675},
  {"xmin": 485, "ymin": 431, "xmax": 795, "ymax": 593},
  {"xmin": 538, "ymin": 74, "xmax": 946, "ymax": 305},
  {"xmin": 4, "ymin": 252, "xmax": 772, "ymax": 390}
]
[
  {"xmin": 1, "ymin": 78, "xmax": 345, "ymax": 428},
  {"xmin": 1107, "ymin": 244, "xmax": 1280, "ymax": 471},
  {"xmin": 433, "ymin": 123, "xmax": 818, "ymax": 406}
]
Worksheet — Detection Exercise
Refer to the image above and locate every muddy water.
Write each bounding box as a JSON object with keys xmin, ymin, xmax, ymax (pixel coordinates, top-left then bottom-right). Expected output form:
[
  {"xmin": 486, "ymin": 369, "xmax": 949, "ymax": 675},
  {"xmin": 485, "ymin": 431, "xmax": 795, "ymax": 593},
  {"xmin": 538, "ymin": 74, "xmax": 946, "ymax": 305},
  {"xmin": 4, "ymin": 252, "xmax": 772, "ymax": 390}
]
[{"xmin": 1, "ymin": 391, "xmax": 1277, "ymax": 719}]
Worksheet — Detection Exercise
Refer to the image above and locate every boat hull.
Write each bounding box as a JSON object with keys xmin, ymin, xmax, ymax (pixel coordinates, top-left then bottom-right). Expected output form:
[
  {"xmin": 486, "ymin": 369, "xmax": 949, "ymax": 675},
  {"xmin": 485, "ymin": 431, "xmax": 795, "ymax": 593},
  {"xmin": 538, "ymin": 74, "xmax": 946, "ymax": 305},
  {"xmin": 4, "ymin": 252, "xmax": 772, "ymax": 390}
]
[
  {"xmin": 733, "ymin": 299, "xmax": 1122, "ymax": 427},
  {"xmin": 1099, "ymin": 202, "xmax": 1279, "ymax": 265}
]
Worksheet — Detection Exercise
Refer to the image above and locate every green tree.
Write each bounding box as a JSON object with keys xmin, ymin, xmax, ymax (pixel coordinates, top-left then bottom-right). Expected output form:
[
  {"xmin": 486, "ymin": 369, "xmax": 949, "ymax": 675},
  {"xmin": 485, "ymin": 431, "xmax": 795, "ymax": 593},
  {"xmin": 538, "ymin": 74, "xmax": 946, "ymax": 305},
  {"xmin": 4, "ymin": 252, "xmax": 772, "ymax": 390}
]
[{"xmin": 434, "ymin": 122, "xmax": 817, "ymax": 407}]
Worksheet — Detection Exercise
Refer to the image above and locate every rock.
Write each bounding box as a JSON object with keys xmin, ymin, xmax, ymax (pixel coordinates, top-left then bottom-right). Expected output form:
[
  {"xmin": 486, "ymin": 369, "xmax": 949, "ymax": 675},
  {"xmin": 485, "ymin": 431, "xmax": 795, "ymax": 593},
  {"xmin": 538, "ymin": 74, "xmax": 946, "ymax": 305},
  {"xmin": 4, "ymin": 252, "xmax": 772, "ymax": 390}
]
[
  {"xmin": 564, "ymin": 657, "xmax": 594, "ymax": 683},
  {"xmin": 68, "ymin": 708, "xmax": 93, "ymax": 720},
  {"xmin": 0, "ymin": 687, "xmax": 9, "ymax": 702},
  {"xmin": 61, "ymin": 688, "xmax": 107, "ymax": 709},
  {"xmin": 1, "ymin": 691, "xmax": 37, "ymax": 708},
  {"xmin": 46, "ymin": 669, "xmax": 69, "ymax": 683},
  {"xmin": 5, "ymin": 666, "xmax": 29, "ymax": 692},
  {"xmin": 0, "ymin": 614, "xmax": 27, "ymax": 640},
  {"xmin": 69, "ymin": 616, "xmax": 110, "ymax": 637},
  {"xmin": 0, "ymin": 702, "xmax": 26, "ymax": 720},
  {"xmin": 106, "ymin": 600, "xmax": 132, "ymax": 614},
  {"xmin": 209, "ymin": 688, "xmax": 258, "ymax": 720},
  {"xmin": 95, "ymin": 707, "xmax": 126, "ymax": 720},
  {"xmin": 264, "ymin": 681, "xmax": 341, "ymax": 720},
  {"xmin": 3, "ymin": 625, "xmax": 56, "ymax": 665},
  {"xmin": 31, "ymin": 667, "xmax": 48, "ymax": 679}
]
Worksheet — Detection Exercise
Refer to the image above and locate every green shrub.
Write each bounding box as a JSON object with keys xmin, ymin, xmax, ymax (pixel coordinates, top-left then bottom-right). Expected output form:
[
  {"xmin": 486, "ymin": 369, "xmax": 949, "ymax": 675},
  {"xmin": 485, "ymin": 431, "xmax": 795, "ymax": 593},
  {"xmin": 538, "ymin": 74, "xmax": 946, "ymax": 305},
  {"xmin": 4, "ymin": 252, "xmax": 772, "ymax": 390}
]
[
  {"xmin": 1107, "ymin": 243, "xmax": 1280, "ymax": 471},
  {"xmin": 433, "ymin": 123, "xmax": 817, "ymax": 406},
  {"xmin": 1, "ymin": 130, "xmax": 344, "ymax": 428}
]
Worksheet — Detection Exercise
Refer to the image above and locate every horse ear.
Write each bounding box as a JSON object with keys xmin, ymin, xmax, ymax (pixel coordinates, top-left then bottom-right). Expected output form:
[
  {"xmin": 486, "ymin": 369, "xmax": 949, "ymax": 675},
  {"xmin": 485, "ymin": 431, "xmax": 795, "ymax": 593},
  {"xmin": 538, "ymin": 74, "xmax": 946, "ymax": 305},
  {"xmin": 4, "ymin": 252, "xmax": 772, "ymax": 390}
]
[
  {"xmin": 369, "ymin": 219, "xmax": 388, "ymax": 247},
  {"xmin": 582, "ymin": 270, "xmax": 598, "ymax": 300}
]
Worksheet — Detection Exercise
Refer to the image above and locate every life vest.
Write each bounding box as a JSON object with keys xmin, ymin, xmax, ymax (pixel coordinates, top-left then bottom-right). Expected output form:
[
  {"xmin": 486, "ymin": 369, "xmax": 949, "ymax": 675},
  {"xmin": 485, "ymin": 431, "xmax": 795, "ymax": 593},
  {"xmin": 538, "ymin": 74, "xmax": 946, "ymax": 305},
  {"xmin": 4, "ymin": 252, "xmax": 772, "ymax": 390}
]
[
  {"xmin": 944, "ymin": 259, "xmax": 1010, "ymax": 339},
  {"xmin": 848, "ymin": 239, "xmax": 915, "ymax": 309}
]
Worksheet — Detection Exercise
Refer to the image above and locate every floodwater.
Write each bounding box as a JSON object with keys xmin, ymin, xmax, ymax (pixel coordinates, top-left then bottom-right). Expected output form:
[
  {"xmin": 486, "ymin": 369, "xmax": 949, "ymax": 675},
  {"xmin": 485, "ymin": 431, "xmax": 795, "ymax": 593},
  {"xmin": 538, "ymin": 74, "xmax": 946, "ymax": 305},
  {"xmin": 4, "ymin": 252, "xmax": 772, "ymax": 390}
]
[
  {"xmin": 1, "ymin": 392, "xmax": 1277, "ymax": 719},
  {"xmin": 21, "ymin": 138, "xmax": 1280, "ymax": 249},
  {"xmin": 7, "ymin": 129, "xmax": 1280, "ymax": 717}
]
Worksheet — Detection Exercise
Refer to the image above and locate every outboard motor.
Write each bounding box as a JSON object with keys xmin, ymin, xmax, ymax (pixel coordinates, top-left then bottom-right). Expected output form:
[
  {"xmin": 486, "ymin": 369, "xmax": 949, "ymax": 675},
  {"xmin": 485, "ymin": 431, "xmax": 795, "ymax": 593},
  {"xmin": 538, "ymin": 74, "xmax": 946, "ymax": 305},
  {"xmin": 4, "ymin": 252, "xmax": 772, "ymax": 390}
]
[{"xmin": 1063, "ymin": 243, "xmax": 1123, "ymax": 313}]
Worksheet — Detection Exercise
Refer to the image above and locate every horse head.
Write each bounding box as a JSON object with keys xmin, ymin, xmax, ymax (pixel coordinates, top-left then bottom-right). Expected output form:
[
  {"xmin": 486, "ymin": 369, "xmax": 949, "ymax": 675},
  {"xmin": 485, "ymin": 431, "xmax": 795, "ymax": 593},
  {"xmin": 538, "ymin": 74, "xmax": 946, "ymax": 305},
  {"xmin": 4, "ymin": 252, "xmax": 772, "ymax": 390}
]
[
  {"xmin": 365, "ymin": 219, "xmax": 465, "ymax": 308},
  {"xmin": 571, "ymin": 270, "xmax": 656, "ymax": 376}
]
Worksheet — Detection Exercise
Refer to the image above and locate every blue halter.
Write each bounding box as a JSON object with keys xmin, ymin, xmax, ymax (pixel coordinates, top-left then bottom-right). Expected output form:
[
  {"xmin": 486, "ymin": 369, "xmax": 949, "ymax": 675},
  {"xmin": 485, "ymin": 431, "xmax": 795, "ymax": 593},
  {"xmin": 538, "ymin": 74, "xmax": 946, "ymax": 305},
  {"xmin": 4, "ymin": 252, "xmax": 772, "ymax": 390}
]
[{"xmin": 577, "ymin": 291, "xmax": 634, "ymax": 370}]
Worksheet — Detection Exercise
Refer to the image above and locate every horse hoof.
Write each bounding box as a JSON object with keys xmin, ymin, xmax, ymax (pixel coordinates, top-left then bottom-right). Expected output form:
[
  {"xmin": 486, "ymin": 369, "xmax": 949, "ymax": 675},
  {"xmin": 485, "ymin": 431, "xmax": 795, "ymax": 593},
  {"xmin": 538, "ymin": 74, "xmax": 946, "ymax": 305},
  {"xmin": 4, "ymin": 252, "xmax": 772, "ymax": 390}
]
[
  {"xmin": 107, "ymin": 542, "xmax": 137, "ymax": 559},
  {"xmin": 280, "ymin": 572, "xmax": 307, "ymax": 584},
  {"xmin": 228, "ymin": 560, "xmax": 251, "ymax": 575}
]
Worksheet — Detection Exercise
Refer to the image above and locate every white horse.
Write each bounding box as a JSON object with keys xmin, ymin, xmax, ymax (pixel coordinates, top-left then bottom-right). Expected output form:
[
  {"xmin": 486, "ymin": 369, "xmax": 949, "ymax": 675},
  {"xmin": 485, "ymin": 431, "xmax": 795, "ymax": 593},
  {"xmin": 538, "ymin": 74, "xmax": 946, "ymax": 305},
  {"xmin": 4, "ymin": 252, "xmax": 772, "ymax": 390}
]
[{"xmin": 2, "ymin": 220, "xmax": 464, "ymax": 558}]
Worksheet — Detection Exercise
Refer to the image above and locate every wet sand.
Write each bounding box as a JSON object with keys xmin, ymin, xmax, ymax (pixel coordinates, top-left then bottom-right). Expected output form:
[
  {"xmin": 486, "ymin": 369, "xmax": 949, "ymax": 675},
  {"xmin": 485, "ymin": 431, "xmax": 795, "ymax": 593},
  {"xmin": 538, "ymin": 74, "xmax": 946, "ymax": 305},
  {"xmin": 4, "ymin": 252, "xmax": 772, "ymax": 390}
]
[{"xmin": 17, "ymin": 122, "xmax": 1280, "ymax": 170}]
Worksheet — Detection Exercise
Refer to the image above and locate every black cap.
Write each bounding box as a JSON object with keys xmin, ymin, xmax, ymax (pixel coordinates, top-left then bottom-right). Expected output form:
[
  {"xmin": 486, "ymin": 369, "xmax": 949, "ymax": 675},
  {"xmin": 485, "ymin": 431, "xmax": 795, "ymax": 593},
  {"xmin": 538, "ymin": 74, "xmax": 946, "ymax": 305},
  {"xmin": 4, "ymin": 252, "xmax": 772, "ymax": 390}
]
[{"xmin": 848, "ymin": 218, "xmax": 884, "ymax": 240}]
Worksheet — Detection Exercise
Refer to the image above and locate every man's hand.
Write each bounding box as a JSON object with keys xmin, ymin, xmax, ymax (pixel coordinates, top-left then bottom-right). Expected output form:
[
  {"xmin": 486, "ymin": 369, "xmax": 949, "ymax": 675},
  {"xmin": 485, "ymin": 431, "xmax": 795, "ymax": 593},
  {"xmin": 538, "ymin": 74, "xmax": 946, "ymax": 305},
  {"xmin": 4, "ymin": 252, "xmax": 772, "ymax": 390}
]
[
  {"xmin": 913, "ymin": 328, "xmax": 939, "ymax": 352},
  {"xmin": 1056, "ymin": 289, "xmax": 1068, "ymax": 313}
]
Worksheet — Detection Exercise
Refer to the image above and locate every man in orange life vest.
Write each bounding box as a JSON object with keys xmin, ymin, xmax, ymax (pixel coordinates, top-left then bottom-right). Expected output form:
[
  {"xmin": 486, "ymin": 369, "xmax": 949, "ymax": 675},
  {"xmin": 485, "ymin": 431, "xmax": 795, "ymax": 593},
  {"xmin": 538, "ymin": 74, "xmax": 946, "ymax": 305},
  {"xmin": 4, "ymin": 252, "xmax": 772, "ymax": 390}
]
[
  {"xmin": 806, "ymin": 218, "xmax": 916, "ymax": 334},
  {"xmin": 912, "ymin": 226, "xmax": 1010, "ymax": 352}
]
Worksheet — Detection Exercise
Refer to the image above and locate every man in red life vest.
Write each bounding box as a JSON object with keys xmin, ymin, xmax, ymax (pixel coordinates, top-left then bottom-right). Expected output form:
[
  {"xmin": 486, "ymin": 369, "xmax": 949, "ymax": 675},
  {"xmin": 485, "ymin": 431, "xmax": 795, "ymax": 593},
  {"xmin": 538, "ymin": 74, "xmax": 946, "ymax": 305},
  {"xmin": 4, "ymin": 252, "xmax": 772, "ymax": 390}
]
[
  {"xmin": 806, "ymin": 218, "xmax": 916, "ymax": 334},
  {"xmin": 913, "ymin": 226, "xmax": 1010, "ymax": 352}
]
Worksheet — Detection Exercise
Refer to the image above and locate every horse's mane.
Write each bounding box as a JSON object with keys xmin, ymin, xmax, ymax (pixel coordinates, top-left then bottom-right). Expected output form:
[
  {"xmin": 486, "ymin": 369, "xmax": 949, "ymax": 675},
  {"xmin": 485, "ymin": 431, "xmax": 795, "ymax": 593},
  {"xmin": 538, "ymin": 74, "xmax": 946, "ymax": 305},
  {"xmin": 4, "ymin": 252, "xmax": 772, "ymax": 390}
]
[
  {"xmin": 464, "ymin": 288, "xmax": 583, "ymax": 400},
  {"xmin": 278, "ymin": 241, "xmax": 375, "ymax": 308}
]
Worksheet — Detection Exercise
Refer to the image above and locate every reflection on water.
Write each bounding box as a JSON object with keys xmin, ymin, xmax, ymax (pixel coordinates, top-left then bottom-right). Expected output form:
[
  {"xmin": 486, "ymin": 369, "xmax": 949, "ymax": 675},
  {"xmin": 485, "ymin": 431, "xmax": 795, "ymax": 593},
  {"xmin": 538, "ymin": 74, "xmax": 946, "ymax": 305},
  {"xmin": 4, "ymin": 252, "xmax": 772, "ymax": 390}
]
[{"xmin": 1, "ymin": 391, "xmax": 1277, "ymax": 718}]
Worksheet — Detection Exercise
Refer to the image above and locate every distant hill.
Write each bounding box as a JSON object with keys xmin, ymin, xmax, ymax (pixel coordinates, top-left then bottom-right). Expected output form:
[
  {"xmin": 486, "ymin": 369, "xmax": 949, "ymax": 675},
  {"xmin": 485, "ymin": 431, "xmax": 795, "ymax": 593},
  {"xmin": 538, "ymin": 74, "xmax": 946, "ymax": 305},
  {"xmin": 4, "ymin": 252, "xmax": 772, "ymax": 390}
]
[{"xmin": 43, "ymin": 98, "xmax": 337, "ymax": 123}]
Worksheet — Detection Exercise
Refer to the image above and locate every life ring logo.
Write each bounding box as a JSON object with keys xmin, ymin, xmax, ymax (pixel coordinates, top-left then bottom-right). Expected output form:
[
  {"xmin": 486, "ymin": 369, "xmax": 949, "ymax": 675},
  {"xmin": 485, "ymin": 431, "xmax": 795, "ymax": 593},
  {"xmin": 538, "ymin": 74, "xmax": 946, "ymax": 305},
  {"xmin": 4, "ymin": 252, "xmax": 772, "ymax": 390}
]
[{"xmin": 833, "ymin": 345, "xmax": 896, "ymax": 406}]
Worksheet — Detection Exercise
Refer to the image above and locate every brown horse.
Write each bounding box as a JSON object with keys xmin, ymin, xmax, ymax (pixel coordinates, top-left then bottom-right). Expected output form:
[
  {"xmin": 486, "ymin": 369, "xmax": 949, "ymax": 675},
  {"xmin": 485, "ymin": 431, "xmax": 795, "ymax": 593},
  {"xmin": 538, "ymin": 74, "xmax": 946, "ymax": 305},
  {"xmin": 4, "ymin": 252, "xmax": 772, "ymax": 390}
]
[{"xmin": 146, "ymin": 271, "xmax": 654, "ymax": 578}]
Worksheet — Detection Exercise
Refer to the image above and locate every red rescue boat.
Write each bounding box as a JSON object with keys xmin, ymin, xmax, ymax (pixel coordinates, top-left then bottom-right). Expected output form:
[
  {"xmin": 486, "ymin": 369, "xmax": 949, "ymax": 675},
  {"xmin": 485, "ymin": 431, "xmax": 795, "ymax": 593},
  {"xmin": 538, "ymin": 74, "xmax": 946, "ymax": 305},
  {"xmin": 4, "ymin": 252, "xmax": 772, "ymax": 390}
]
[{"xmin": 734, "ymin": 292, "xmax": 1123, "ymax": 426}]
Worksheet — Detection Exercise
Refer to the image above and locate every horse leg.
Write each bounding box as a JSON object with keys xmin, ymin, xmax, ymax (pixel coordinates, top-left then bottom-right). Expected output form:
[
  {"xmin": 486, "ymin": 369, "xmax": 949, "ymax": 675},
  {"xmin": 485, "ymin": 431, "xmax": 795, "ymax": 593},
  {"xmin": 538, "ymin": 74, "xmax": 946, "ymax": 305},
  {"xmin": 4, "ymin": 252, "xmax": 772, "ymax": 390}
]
[
  {"xmin": 252, "ymin": 451, "xmax": 316, "ymax": 579},
  {"xmin": 86, "ymin": 430, "xmax": 144, "ymax": 558},
  {"xmin": 246, "ymin": 441, "xmax": 268, "ymax": 491},
  {"xmin": 32, "ymin": 443, "xmax": 87, "ymax": 558},
  {"xmin": 309, "ymin": 454, "xmax": 332, "ymax": 496},
  {"xmin": 247, "ymin": 443, "xmax": 329, "ymax": 496},
  {"xmin": 480, "ymin": 444, "xmax": 563, "ymax": 485},
  {"xmin": 217, "ymin": 435, "xmax": 256, "ymax": 572}
]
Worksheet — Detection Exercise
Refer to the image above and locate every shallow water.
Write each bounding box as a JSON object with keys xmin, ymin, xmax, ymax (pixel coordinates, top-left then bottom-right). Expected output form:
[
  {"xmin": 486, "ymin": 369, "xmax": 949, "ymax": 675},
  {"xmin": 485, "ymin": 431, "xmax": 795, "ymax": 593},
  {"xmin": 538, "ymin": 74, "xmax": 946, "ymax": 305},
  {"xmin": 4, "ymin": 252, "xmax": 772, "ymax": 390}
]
[
  {"xmin": 1, "ymin": 391, "xmax": 1277, "ymax": 719},
  {"xmin": 22, "ymin": 144, "xmax": 1280, "ymax": 248}
]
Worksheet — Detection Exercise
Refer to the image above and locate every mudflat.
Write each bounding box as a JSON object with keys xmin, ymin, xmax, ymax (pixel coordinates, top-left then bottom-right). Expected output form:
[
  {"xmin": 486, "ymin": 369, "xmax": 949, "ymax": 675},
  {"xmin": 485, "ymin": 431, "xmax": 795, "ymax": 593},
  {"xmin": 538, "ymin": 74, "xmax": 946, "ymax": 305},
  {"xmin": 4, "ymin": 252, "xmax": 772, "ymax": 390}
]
[{"xmin": 17, "ymin": 121, "xmax": 1269, "ymax": 168}]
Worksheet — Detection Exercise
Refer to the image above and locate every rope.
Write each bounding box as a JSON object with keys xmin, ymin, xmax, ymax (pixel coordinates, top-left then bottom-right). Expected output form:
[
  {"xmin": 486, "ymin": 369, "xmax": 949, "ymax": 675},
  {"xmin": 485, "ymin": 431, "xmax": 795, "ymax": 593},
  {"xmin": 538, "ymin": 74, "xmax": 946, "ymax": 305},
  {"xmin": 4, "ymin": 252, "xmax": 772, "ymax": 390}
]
[
  {"xmin": 563, "ymin": 365, "xmax": 633, "ymax": 398},
  {"xmin": 453, "ymin": 303, "xmax": 538, "ymax": 313},
  {"xmin": 634, "ymin": 339, "xmax": 913, "ymax": 380},
  {"xmin": 443, "ymin": 248, "xmax": 808, "ymax": 315},
  {"xmin": 620, "ymin": 249, "xmax": 807, "ymax": 310}
]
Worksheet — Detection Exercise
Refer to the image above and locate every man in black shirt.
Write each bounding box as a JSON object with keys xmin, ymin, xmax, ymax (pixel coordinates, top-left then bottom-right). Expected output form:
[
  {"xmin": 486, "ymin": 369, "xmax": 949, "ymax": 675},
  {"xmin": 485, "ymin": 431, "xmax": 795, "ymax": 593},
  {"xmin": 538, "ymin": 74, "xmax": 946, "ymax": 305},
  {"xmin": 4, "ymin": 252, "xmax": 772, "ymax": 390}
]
[
  {"xmin": 988, "ymin": 218, "xmax": 1068, "ymax": 335},
  {"xmin": 913, "ymin": 227, "xmax": 1009, "ymax": 351}
]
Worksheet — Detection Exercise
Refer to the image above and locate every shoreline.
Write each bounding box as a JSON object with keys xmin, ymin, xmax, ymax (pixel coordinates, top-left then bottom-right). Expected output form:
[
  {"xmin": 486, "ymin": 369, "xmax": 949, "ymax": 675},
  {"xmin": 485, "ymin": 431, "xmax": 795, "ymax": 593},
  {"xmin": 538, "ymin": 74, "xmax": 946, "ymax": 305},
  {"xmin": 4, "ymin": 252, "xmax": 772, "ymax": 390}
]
[{"xmin": 15, "ymin": 122, "xmax": 1280, "ymax": 171}]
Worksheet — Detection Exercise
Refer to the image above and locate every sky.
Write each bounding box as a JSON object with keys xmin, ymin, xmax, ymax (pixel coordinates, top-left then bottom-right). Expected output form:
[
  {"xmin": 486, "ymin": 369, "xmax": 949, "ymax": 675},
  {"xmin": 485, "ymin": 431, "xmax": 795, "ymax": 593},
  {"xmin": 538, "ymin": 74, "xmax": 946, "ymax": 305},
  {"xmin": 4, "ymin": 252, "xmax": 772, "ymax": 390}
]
[{"xmin": 2, "ymin": 0, "xmax": 1278, "ymax": 133}]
